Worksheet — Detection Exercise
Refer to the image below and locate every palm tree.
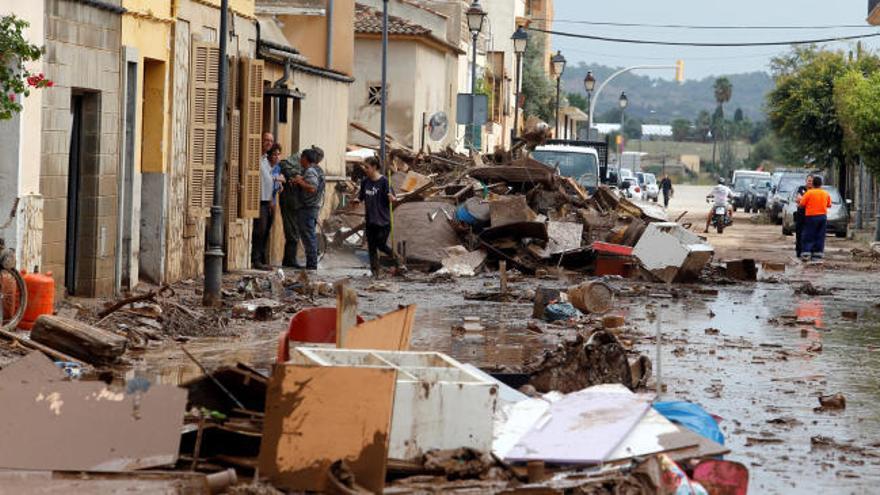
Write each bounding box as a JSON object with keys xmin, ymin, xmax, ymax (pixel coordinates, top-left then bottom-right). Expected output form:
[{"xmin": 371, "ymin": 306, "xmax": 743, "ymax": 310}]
[{"xmin": 712, "ymin": 77, "xmax": 733, "ymax": 172}]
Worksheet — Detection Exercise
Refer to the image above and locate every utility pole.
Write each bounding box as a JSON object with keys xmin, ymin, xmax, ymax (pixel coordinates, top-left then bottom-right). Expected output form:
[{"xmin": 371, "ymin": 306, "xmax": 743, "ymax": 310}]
[{"xmin": 203, "ymin": 0, "xmax": 229, "ymax": 307}]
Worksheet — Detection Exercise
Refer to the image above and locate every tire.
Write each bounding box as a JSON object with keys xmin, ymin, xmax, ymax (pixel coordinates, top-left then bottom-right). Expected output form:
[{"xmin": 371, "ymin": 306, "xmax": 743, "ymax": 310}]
[
  {"xmin": 0, "ymin": 267, "xmax": 27, "ymax": 331},
  {"xmin": 716, "ymin": 223, "xmax": 724, "ymax": 234},
  {"xmin": 835, "ymin": 231, "xmax": 847, "ymax": 238},
  {"xmin": 782, "ymin": 225, "xmax": 793, "ymax": 236}
]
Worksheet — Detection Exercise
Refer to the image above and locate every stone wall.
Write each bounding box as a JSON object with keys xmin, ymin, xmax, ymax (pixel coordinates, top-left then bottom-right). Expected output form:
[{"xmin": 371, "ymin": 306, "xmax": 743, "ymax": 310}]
[{"xmin": 41, "ymin": 0, "xmax": 122, "ymax": 296}]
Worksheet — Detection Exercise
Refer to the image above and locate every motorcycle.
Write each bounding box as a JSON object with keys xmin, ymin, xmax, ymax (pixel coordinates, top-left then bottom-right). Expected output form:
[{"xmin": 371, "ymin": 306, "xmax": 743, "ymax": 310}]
[{"xmin": 706, "ymin": 196, "xmax": 732, "ymax": 234}]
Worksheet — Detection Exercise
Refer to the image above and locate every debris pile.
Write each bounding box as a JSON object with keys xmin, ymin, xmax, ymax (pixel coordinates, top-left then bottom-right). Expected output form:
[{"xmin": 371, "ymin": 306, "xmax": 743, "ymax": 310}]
[{"xmin": 336, "ymin": 137, "xmax": 714, "ymax": 281}]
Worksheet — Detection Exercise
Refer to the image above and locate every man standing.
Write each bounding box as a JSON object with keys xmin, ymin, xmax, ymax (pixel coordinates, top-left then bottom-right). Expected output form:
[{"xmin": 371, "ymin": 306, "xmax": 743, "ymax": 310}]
[
  {"xmin": 354, "ymin": 156, "xmax": 396, "ymax": 275},
  {"xmin": 794, "ymin": 174, "xmax": 814, "ymax": 259},
  {"xmin": 251, "ymin": 133, "xmax": 276, "ymax": 269},
  {"xmin": 799, "ymin": 176, "xmax": 831, "ymax": 262},
  {"xmin": 278, "ymin": 151, "xmax": 304, "ymax": 268},
  {"xmin": 292, "ymin": 146, "xmax": 325, "ymax": 270},
  {"xmin": 659, "ymin": 175, "xmax": 674, "ymax": 208}
]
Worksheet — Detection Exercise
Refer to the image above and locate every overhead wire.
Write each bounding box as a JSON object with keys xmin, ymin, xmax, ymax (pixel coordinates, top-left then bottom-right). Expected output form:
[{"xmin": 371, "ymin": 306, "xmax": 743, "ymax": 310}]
[
  {"xmin": 528, "ymin": 18, "xmax": 873, "ymax": 30},
  {"xmin": 527, "ymin": 26, "xmax": 880, "ymax": 47}
]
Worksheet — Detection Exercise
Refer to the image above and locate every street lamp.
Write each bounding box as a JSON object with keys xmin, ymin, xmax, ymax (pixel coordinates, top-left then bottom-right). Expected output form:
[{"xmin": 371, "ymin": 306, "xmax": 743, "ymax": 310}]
[
  {"xmin": 551, "ymin": 50, "xmax": 566, "ymax": 137},
  {"xmin": 511, "ymin": 26, "xmax": 528, "ymax": 143},
  {"xmin": 618, "ymin": 91, "xmax": 628, "ymax": 170},
  {"xmin": 466, "ymin": 0, "xmax": 487, "ymax": 152},
  {"xmin": 583, "ymin": 71, "xmax": 595, "ymax": 139}
]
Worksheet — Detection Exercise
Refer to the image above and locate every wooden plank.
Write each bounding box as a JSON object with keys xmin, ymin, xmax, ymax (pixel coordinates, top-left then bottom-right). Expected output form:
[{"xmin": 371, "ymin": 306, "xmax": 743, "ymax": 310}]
[
  {"xmin": 258, "ymin": 366, "xmax": 397, "ymax": 493},
  {"xmin": 334, "ymin": 281, "xmax": 358, "ymax": 348},
  {"xmin": 30, "ymin": 315, "xmax": 127, "ymax": 366},
  {"xmin": 344, "ymin": 305, "xmax": 416, "ymax": 351},
  {"xmin": 0, "ymin": 380, "xmax": 186, "ymax": 471}
]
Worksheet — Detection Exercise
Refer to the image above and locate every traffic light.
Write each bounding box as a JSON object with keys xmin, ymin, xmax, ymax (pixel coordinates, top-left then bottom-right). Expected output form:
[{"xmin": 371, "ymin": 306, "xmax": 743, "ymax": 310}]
[{"xmin": 675, "ymin": 59, "xmax": 685, "ymax": 83}]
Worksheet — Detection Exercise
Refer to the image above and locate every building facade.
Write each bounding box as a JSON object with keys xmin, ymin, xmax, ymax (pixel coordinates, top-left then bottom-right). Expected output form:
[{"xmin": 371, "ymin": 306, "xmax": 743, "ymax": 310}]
[{"xmin": 350, "ymin": 3, "xmax": 462, "ymax": 150}]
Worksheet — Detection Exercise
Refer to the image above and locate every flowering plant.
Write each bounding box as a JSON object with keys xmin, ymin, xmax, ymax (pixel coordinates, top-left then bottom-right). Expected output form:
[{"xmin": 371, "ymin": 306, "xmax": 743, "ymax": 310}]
[{"xmin": 0, "ymin": 15, "xmax": 48, "ymax": 120}]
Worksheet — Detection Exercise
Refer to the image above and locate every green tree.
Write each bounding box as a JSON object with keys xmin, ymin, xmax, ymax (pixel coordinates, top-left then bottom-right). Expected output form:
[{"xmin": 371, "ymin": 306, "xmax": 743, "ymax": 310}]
[
  {"xmin": 834, "ymin": 69, "xmax": 880, "ymax": 176},
  {"xmin": 623, "ymin": 116, "xmax": 642, "ymax": 140},
  {"xmin": 672, "ymin": 118, "xmax": 691, "ymax": 141},
  {"xmin": 695, "ymin": 110, "xmax": 712, "ymax": 142},
  {"xmin": 713, "ymin": 77, "xmax": 733, "ymax": 113},
  {"xmin": 734, "ymin": 108, "xmax": 744, "ymax": 122},
  {"xmin": 567, "ymin": 92, "xmax": 588, "ymax": 112},
  {"xmin": 767, "ymin": 47, "xmax": 880, "ymax": 193},
  {"xmin": 521, "ymin": 32, "xmax": 555, "ymax": 123},
  {"xmin": 0, "ymin": 15, "xmax": 48, "ymax": 120}
]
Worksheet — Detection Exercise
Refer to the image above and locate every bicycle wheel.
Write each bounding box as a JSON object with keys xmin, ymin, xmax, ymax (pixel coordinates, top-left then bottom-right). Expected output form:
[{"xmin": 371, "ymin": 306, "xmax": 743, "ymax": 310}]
[{"xmin": 0, "ymin": 268, "xmax": 26, "ymax": 331}]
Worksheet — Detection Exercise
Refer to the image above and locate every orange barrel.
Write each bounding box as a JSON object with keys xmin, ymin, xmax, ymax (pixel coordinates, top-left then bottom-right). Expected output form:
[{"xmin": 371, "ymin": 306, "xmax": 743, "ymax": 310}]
[{"xmin": 19, "ymin": 270, "xmax": 55, "ymax": 330}]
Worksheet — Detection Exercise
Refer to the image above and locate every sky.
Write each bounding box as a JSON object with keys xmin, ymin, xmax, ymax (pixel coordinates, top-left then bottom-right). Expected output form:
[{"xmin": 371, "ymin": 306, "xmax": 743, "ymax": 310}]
[{"xmin": 550, "ymin": 0, "xmax": 880, "ymax": 80}]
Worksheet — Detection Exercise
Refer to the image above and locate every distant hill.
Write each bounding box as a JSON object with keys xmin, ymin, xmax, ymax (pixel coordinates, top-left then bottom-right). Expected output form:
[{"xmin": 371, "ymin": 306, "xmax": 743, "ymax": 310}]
[{"xmin": 561, "ymin": 63, "xmax": 773, "ymax": 124}]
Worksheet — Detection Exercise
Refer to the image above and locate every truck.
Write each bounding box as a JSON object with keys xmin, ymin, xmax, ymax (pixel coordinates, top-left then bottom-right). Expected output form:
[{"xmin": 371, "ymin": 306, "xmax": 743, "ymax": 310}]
[
  {"xmin": 620, "ymin": 152, "xmax": 648, "ymax": 173},
  {"xmin": 531, "ymin": 139, "xmax": 612, "ymax": 194}
]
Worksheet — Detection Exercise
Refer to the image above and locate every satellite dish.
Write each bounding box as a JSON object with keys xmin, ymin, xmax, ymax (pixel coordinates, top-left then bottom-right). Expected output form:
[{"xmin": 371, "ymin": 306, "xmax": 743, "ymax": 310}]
[{"xmin": 428, "ymin": 112, "xmax": 449, "ymax": 141}]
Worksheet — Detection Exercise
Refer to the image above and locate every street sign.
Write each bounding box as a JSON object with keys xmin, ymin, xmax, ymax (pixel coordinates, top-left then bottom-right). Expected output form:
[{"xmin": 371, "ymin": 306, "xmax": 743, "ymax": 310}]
[{"xmin": 456, "ymin": 94, "xmax": 488, "ymax": 125}]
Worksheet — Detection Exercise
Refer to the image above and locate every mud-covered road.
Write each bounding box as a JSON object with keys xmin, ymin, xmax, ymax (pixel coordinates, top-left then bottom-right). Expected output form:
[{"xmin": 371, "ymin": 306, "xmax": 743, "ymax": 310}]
[{"xmin": 137, "ymin": 185, "xmax": 880, "ymax": 494}]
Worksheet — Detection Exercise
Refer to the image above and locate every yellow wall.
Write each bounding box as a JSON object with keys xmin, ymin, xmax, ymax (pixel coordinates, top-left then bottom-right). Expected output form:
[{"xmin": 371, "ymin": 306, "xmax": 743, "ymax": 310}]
[
  {"xmin": 185, "ymin": 0, "xmax": 255, "ymax": 17},
  {"xmin": 122, "ymin": 1, "xmax": 173, "ymax": 173},
  {"xmin": 279, "ymin": 0, "xmax": 354, "ymax": 76}
]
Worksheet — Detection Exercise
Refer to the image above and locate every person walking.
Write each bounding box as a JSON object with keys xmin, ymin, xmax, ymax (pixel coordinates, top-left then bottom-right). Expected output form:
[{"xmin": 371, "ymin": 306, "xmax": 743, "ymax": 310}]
[
  {"xmin": 793, "ymin": 174, "xmax": 814, "ymax": 259},
  {"xmin": 251, "ymin": 134, "xmax": 278, "ymax": 269},
  {"xmin": 292, "ymin": 146, "xmax": 325, "ymax": 270},
  {"xmin": 278, "ymin": 151, "xmax": 305, "ymax": 268},
  {"xmin": 799, "ymin": 176, "xmax": 831, "ymax": 262},
  {"xmin": 659, "ymin": 175, "xmax": 674, "ymax": 207},
  {"xmin": 354, "ymin": 156, "xmax": 396, "ymax": 275}
]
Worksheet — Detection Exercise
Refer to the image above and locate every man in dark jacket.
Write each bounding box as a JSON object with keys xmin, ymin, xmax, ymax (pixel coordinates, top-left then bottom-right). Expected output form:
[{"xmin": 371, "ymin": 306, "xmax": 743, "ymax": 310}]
[{"xmin": 659, "ymin": 175, "xmax": 674, "ymax": 207}]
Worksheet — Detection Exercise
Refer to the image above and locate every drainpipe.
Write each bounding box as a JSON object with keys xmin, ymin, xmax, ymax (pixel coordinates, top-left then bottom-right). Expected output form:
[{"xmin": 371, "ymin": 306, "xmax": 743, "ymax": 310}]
[{"xmin": 325, "ymin": 0, "xmax": 334, "ymax": 69}]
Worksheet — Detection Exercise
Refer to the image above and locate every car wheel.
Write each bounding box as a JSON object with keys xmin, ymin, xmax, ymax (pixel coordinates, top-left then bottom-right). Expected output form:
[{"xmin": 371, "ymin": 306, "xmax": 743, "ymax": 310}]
[
  {"xmin": 835, "ymin": 231, "xmax": 847, "ymax": 238},
  {"xmin": 782, "ymin": 225, "xmax": 792, "ymax": 236}
]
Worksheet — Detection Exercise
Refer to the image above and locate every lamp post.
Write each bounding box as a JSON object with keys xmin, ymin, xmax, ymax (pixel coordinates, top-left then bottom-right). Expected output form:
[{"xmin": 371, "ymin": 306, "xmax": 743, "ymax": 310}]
[
  {"xmin": 511, "ymin": 26, "xmax": 528, "ymax": 143},
  {"xmin": 618, "ymin": 91, "xmax": 628, "ymax": 175},
  {"xmin": 551, "ymin": 50, "xmax": 566, "ymax": 137},
  {"xmin": 583, "ymin": 71, "xmax": 595, "ymax": 139},
  {"xmin": 466, "ymin": 0, "xmax": 487, "ymax": 152}
]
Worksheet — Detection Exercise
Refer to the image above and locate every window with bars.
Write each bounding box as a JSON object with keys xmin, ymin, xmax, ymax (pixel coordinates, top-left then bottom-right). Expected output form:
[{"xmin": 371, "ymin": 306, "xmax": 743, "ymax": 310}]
[{"xmin": 367, "ymin": 85, "xmax": 385, "ymax": 106}]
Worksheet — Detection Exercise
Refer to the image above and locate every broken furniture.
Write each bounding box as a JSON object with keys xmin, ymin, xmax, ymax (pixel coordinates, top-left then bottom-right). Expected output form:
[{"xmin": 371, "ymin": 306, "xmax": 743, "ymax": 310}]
[
  {"xmin": 287, "ymin": 348, "xmax": 499, "ymax": 461},
  {"xmin": 632, "ymin": 223, "xmax": 714, "ymax": 284}
]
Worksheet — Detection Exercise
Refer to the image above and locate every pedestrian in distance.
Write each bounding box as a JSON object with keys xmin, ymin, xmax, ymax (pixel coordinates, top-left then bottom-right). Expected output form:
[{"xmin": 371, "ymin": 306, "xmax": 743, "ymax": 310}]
[
  {"xmin": 660, "ymin": 174, "xmax": 674, "ymax": 208},
  {"xmin": 291, "ymin": 146, "xmax": 325, "ymax": 270},
  {"xmin": 799, "ymin": 175, "xmax": 831, "ymax": 262},
  {"xmin": 353, "ymin": 156, "xmax": 398, "ymax": 276},
  {"xmin": 793, "ymin": 174, "xmax": 814, "ymax": 259},
  {"xmin": 250, "ymin": 134, "xmax": 281, "ymax": 270}
]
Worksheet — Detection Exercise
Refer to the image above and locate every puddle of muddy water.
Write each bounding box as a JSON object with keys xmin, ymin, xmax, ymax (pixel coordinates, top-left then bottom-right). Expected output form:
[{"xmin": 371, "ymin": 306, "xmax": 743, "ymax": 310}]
[{"xmin": 630, "ymin": 272, "xmax": 880, "ymax": 494}]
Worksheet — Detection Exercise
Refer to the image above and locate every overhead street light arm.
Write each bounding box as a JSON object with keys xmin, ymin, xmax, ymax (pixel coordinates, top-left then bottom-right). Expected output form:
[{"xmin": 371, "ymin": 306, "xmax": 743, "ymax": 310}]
[{"xmin": 587, "ymin": 64, "xmax": 677, "ymax": 134}]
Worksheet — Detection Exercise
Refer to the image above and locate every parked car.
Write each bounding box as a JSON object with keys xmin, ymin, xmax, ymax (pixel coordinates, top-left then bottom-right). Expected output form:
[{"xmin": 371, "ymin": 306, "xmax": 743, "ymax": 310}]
[
  {"xmin": 730, "ymin": 170, "xmax": 772, "ymax": 211},
  {"xmin": 742, "ymin": 179, "xmax": 773, "ymax": 213},
  {"xmin": 636, "ymin": 172, "xmax": 659, "ymax": 202},
  {"xmin": 768, "ymin": 172, "xmax": 809, "ymax": 224},
  {"xmin": 781, "ymin": 185, "xmax": 850, "ymax": 237},
  {"xmin": 618, "ymin": 168, "xmax": 640, "ymax": 198}
]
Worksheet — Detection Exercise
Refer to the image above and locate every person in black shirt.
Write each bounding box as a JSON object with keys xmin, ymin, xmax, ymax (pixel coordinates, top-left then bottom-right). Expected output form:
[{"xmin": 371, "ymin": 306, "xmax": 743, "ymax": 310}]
[
  {"xmin": 659, "ymin": 175, "xmax": 674, "ymax": 207},
  {"xmin": 354, "ymin": 157, "xmax": 397, "ymax": 275},
  {"xmin": 794, "ymin": 174, "xmax": 814, "ymax": 258}
]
